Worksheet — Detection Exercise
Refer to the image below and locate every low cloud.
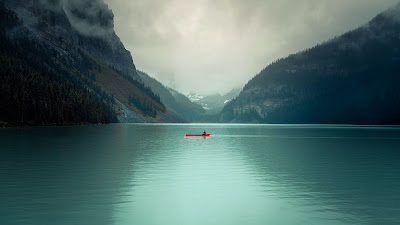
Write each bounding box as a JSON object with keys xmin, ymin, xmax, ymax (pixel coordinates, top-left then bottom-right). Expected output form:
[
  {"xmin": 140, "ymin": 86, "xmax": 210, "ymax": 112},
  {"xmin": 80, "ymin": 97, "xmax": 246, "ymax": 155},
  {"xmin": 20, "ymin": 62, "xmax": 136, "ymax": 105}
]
[
  {"xmin": 62, "ymin": 0, "xmax": 114, "ymax": 37},
  {"xmin": 36, "ymin": 0, "xmax": 114, "ymax": 37},
  {"xmin": 383, "ymin": 1, "xmax": 400, "ymax": 21},
  {"xmin": 109, "ymin": 0, "xmax": 400, "ymax": 94}
]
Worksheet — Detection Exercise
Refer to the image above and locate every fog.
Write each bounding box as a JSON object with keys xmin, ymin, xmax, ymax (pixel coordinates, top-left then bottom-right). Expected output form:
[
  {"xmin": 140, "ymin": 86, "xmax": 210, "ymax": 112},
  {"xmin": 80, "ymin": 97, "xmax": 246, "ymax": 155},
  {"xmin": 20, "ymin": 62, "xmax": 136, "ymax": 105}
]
[
  {"xmin": 62, "ymin": 0, "xmax": 114, "ymax": 37},
  {"xmin": 105, "ymin": 0, "xmax": 399, "ymax": 95},
  {"xmin": 36, "ymin": 0, "xmax": 115, "ymax": 37}
]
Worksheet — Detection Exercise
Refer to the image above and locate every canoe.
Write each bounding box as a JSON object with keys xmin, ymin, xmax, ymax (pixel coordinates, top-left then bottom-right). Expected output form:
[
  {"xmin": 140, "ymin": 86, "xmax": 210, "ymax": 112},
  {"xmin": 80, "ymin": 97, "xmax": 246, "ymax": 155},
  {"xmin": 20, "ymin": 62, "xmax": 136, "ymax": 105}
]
[{"xmin": 185, "ymin": 134, "xmax": 210, "ymax": 137}]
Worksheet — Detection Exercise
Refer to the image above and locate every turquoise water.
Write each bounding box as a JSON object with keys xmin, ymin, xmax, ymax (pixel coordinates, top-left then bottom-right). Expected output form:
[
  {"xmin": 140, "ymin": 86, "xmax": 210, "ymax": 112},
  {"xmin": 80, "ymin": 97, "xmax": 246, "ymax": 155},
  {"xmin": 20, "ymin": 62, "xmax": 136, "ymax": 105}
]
[{"xmin": 1, "ymin": 124, "xmax": 400, "ymax": 225}]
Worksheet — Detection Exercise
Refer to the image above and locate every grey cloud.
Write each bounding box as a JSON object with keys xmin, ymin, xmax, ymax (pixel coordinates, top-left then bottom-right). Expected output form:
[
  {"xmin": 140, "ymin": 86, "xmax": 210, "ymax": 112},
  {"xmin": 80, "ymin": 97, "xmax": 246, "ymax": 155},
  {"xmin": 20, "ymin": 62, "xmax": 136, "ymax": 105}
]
[
  {"xmin": 62, "ymin": 0, "xmax": 114, "ymax": 37},
  {"xmin": 36, "ymin": 0, "xmax": 115, "ymax": 37},
  {"xmin": 383, "ymin": 1, "xmax": 400, "ymax": 21},
  {"xmin": 106, "ymin": 0, "xmax": 399, "ymax": 94}
]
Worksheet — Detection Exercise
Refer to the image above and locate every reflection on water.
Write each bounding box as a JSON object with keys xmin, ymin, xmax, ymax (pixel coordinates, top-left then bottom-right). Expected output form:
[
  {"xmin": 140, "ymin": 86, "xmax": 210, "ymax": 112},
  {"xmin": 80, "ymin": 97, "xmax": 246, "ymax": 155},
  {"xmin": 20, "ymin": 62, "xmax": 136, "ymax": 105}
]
[{"xmin": 1, "ymin": 124, "xmax": 400, "ymax": 225}]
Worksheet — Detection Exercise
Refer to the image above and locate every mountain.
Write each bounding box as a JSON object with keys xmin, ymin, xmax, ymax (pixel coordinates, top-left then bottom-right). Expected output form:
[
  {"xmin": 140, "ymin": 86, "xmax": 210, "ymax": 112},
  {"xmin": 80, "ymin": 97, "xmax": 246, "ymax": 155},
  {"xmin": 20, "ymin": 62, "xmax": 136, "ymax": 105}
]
[
  {"xmin": 187, "ymin": 89, "xmax": 241, "ymax": 115},
  {"xmin": 0, "ymin": 0, "xmax": 179, "ymax": 126},
  {"xmin": 137, "ymin": 71, "xmax": 205, "ymax": 122},
  {"xmin": 220, "ymin": 3, "xmax": 400, "ymax": 124},
  {"xmin": 5, "ymin": 0, "xmax": 137, "ymax": 78}
]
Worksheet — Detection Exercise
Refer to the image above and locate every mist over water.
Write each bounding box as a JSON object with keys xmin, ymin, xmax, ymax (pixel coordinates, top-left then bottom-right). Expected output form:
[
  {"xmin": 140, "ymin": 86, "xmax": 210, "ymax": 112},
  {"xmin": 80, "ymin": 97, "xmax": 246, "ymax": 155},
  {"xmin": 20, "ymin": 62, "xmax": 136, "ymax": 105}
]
[{"xmin": 1, "ymin": 124, "xmax": 400, "ymax": 225}]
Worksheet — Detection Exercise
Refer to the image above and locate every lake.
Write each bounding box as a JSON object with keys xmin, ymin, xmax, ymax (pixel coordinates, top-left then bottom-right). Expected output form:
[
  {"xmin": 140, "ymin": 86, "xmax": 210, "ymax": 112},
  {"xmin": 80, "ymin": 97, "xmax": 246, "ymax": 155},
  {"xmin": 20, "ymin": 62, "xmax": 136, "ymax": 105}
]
[{"xmin": 1, "ymin": 124, "xmax": 400, "ymax": 225}]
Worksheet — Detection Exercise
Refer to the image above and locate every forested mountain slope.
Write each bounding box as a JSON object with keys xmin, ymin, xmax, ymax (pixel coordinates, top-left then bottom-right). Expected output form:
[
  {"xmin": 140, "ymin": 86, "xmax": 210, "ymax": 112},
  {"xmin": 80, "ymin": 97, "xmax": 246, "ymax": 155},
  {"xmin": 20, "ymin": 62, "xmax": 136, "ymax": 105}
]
[
  {"xmin": 220, "ymin": 3, "xmax": 400, "ymax": 124},
  {"xmin": 0, "ymin": 0, "xmax": 179, "ymax": 126},
  {"xmin": 137, "ymin": 71, "xmax": 206, "ymax": 122}
]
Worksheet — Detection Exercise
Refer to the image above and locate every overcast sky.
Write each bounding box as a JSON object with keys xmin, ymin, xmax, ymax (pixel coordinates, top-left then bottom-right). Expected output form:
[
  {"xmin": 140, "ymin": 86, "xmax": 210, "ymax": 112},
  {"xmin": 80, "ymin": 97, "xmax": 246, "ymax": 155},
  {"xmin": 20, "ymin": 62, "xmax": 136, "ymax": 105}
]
[{"xmin": 104, "ymin": 0, "xmax": 398, "ymax": 95}]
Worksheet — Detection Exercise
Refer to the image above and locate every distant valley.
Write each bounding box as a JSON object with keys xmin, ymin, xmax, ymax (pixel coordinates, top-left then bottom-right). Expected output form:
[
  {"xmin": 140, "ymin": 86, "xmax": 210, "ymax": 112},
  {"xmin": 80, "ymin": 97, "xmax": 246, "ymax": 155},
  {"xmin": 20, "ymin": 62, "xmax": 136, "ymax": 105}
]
[
  {"xmin": 186, "ymin": 89, "xmax": 241, "ymax": 115},
  {"xmin": 137, "ymin": 71, "xmax": 240, "ymax": 122}
]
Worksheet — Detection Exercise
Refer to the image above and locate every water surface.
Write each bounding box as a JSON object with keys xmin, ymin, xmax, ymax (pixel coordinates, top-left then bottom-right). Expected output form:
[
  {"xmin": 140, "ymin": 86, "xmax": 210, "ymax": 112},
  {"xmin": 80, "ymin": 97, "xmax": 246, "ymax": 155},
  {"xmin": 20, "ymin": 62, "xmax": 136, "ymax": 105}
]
[{"xmin": 1, "ymin": 124, "xmax": 400, "ymax": 225}]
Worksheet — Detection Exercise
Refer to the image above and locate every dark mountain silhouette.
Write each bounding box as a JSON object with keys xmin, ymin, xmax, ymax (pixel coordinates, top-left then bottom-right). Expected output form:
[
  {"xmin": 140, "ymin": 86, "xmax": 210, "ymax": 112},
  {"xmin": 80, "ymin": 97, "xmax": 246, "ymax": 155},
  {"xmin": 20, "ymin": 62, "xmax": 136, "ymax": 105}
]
[
  {"xmin": 220, "ymin": 3, "xmax": 400, "ymax": 124},
  {"xmin": 0, "ymin": 0, "xmax": 180, "ymax": 126}
]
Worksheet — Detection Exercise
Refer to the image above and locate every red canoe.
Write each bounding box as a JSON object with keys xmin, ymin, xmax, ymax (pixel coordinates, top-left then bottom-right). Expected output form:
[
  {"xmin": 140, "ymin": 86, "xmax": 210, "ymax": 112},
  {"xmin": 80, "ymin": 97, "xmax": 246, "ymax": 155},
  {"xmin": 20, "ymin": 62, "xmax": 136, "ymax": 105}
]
[{"xmin": 185, "ymin": 134, "xmax": 210, "ymax": 137}]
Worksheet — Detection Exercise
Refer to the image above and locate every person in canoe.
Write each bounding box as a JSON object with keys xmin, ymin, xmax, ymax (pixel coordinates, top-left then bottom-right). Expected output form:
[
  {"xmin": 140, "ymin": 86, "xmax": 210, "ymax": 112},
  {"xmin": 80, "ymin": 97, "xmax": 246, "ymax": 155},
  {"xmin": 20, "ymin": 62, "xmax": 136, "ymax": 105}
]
[{"xmin": 203, "ymin": 130, "xmax": 206, "ymax": 135}]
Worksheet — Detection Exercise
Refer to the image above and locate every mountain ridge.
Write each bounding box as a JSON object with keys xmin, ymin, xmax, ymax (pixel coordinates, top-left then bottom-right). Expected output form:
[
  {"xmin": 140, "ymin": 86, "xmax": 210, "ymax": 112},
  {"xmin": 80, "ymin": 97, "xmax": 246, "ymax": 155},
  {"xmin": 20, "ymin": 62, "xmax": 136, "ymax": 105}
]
[
  {"xmin": 0, "ymin": 0, "xmax": 181, "ymax": 125},
  {"xmin": 137, "ymin": 70, "xmax": 206, "ymax": 122},
  {"xmin": 220, "ymin": 4, "xmax": 400, "ymax": 124},
  {"xmin": 187, "ymin": 89, "xmax": 241, "ymax": 115}
]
